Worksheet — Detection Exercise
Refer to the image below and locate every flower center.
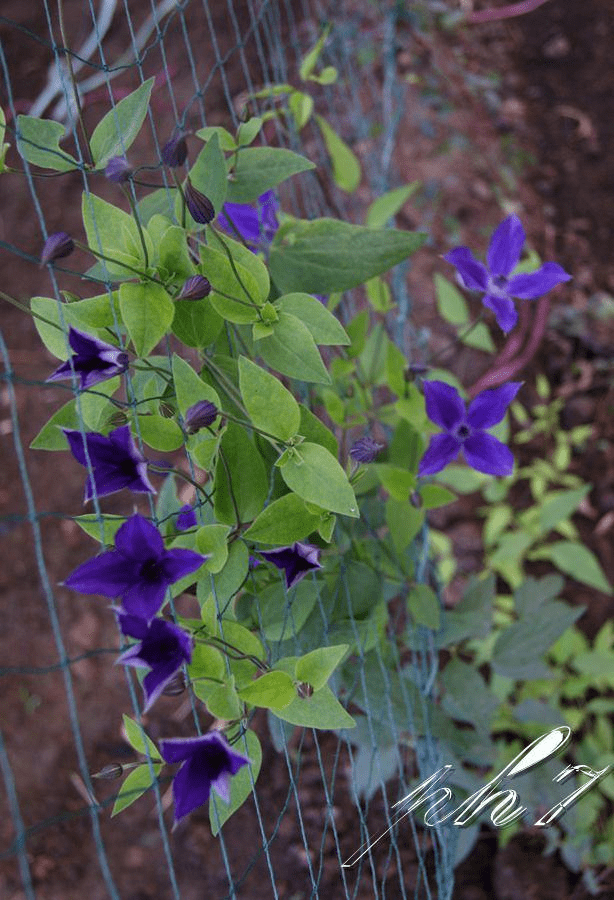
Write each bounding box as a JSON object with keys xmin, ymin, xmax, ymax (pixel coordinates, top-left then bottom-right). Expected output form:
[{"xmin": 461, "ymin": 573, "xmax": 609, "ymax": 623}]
[
  {"xmin": 139, "ymin": 558, "xmax": 164, "ymax": 583},
  {"xmin": 455, "ymin": 423, "xmax": 471, "ymax": 441}
]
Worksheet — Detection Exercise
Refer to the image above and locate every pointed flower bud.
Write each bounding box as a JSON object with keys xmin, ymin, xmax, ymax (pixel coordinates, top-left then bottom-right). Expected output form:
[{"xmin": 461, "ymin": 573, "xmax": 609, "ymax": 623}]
[
  {"xmin": 41, "ymin": 231, "xmax": 74, "ymax": 265},
  {"xmin": 178, "ymin": 275, "xmax": 212, "ymax": 301},
  {"xmin": 184, "ymin": 178, "xmax": 215, "ymax": 224},
  {"xmin": 161, "ymin": 133, "xmax": 188, "ymax": 168},
  {"xmin": 104, "ymin": 155, "xmax": 132, "ymax": 183},
  {"xmin": 92, "ymin": 763, "xmax": 124, "ymax": 780},
  {"xmin": 349, "ymin": 436, "xmax": 385, "ymax": 464},
  {"xmin": 185, "ymin": 400, "xmax": 218, "ymax": 433}
]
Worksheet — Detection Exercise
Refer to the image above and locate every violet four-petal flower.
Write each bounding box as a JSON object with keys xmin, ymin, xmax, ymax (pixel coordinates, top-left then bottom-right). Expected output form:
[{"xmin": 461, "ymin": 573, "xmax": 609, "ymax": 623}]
[
  {"xmin": 419, "ymin": 380, "xmax": 522, "ymax": 477},
  {"xmin": 217, "ymin": 190, "xmax": 279, "ymax": 252},
  {"xmin": 46, "ymin": 326, "xmax": 129, "ymax": 390},
  {"xmin": 160, "ymin": 732, "xmax": 250, "ymax": 824},
  {"xmin": 63, "ymin": 514, "xmax": 207, "ymax": 621},
  {"xmin": 259, "ymin": 541, "xmax": 322, "ymax": 590},
  {"xmin": 62, "ymin": 424, "xmax": 155, "ymax": 501},
  {"xmin": 116, "ymin": 613, "xmax": 193, "ymax": 711},
  {"xmin": 444, "ymin": 215, "xmax": 571, "ymax": 333}
]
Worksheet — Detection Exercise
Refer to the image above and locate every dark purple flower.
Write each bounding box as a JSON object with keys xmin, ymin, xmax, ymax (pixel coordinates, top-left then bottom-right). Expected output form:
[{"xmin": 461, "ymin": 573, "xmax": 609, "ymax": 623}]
[
  {"xmin": 161, "ymin": 133, "xmax": 188, "ymax": 168},
  {"xmin": 444, "ymin": 215, "xmax": 571, "ymax": 333},
  {"xmin": 63, "ymin": 514, "xmax": 207, "ymax": 621},
  {"xmin": 116, "ymin": 613, "xmax": 193, "ymax": 712},
  {"xmin": 184, "ymin": 400, "xmax": 218, "ymax": 434},
  {"xmin": 259, "ymin": 541, "xmax": 322, "ymax": 590},
  {"xmin": 41, "ymin": 231, "xmax": 74, "ymax": 265},
  {"xmin": 62, "ymin": 424, "xmax": 155, "ymax": 501},
  {"xmin": 178, "ymin": 275, "xmax": 212, "ymax": 301},
  {"xmin": 217, "ymin": 190, "xmax": 279, "ymax": 251},
  {"xmin": 160, "ymin": 732, "xmax": 250, "ymax": 825},
  {"xmin": 176, "ymin": 505, "xmax": 197, "ymax": 530},
  {"xmin": 349, "ymin": 436, "xmax": 385, "ymax": 464},
  {"xmin": 104, "ymin": 155, "xmax": 132, "ymax": 183},
  {"xmin": 419, "ymin": 380, "xmax": 522, "ymax": 477},
  {"xmin": 46, "ymin": 326, "xmax": 129, "ymax": 390},
  {"xmin": 184, "ymin": 178, "xmax": 215, "ymax": 225}
]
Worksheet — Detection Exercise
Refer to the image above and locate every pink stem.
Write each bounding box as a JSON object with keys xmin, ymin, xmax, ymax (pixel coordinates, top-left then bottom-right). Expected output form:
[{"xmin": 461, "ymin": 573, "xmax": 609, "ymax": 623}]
[{"xmin": 467, "ymin": 0, "xmax": 552, "ymax": 24}]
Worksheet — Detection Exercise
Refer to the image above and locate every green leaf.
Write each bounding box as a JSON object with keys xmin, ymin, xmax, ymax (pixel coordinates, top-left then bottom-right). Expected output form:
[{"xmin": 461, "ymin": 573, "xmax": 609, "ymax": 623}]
[
  {"xmin": 461, "ymin": 321, "xmax": 496, "ymax": 353},
  {"xmin": 257, "ymin": 312, "xmax": 331, "ymax": 384},
  {"xmin": 16, "ymin": 115, "xmax": 79, "ymax": 171},
  {"xmin": 434, "ymin": 274, "xmax": 469, "ymax": 326},
  {"xmin": 537, "ymin": 487, "xmax": 591, "ymax": 534},
  {"xmin": 30, "ymin": 376, "xmax": 120, "ymax": 451},
  {"xmin": 386, "ymin": 500, "xmax": 423, "ymax": 553},
  {"xmin": 243, "ymin": 493, "xmax": 321, "ymax": 544},
  {"xmin": 237, "ymin": 117, "xmax": 263, "ymax": 146},
  {"xmin": 111, "ymin": 763, "xmax": 162, "ymax": 816},
  {"xmin": 153, "ymin": 220, "xmax": 194, "ymax": 280},
  {"xmin": 208, "ymin": 227, "xmax": 270, "ymax": 302},
  {"xmin": 73, "ymin": 513, "xmax": 126, "ymax": 544},
  {"xmin": 225, "ymin": 147, "xmax": 315, "ymax": 203},
  {"xmin": 308, "ymin": 66, "xmax": 338, "ymax": 85},
  {"xmin": 274, "ymin": 685, "xmax": 355, "ymax": 729},
  {"xmin": 0, "ymin": 106, "xmax": 9, "ymax": 171},
  {"xmin": 202, "ymin": 245, "xmax": 264, "ymax": 323},
  {"xmin": 90, "ymin": 78, "xmax": 154, "ymax": 167},
  {"xmin": 269, "ymin": 218, "xmax": 425, "ymax": 294},
  {"xmin": 136, "ymin": 414, "xmax": 183, "ymax": 451},
  {"xmin": 438, "ymin": 574, "xmax": 494, "ymax": 646},
  {"xmin": 29, "ymin": 296, "xmax": 119, "ymax": 360},
  {"xmin": 295, "ymin": 644, "xmax": 348, "ymax": 691},
  {"xmin": 365, "ymin": 183, "xmax": 419, "ymax": 228},
  {"xmin": 82, "ymin": 192, "xmax": 151, "ymax": 277},
  {"xmin": 365, "ymin": 276, "xmax": 394, "ymax": 312},
  {"xmin": 182, "ymin": 133, "xmax": 227, "ymax": 224},
  {"xmin": 119, "ymin": 282, "xmax": 174, "ymax": 357},
  {"xmin": 298, "ymin": 405, "xmax": 338, "ymax": 457},
  {"xmin": 274, "ymin": 293, "xmax": 350, "ymax": 346},
  {"xmin": 195, "ymin": 125, "xmax": 237, "ymax": 151},
  {"xmin": 441, "ymin": 659, "xmax": 499, "ymax": 734},
  {"xmin": 238, "ymin": 671, "xmax": 296, "ymax": 710},
  {"xmin": 407, "ymin": 584, "xmax": 441, "ymax": 630},
  {"xmin": 492, "ymin": 600, "xmax": 585, "ymax": 679},
  {"xmin": 121, "ymin": 714, "xmax": 161, "ymax": 760},
  {"xmin": 214, "ymin": 422, "xmax": 268, "ymax": 525},
  {"xmin": 288, "ymin": 91, "xmax": 314, "ymax": 129},
  {"xmin": 209, "ymin": 730, "xmax": 262, "ymax": 836},
  {"xmin": 419, "ymin": 484, "xmax": 457, "ymax": 509},
  {"xmin": 299, "ymin": 25, "xmax": 331, "ymax": 80},
  {"xmin": 533, "ymin": 541, "xmax": 611, "ymax": 594},
  {"xmin": 198, "ymin": 676, "xmax": 242, "ymax": 719},
  {"xmin": 278, "ymin": 442, "xmax": 359, "ymax": 518},
  {"xmin": 171, "ymin": 354, "xmax": 221, "ymax": 418},
  {"xmin": 213, "ymin": 621, "xmax": 266, "ymax": 687},
  {"xmin": 314, "ymin": 115, "xmax": 360, "ymax": 193},
  {"xmin": 195, "ymin": 524, "xmax": 231, "ymax": 573},
  {"xmin": 172, "ymin": 298, "xmax": 224, "ymax": 348},
  {"xmin": 238, "ymin": 356, "xmax": 300, "ymax": 441}
]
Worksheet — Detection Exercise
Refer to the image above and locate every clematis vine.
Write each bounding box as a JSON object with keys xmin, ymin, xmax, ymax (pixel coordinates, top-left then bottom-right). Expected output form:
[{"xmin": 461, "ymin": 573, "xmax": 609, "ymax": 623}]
[
  {"xmin": 259, "ymin": 541, "xmax": 322, "ymax": 590},
  {"xmin": 444, "ymin": 214, "xmax": 571, "ymax": 333},
  {"xmin": 217, "ymin": 190, "xmax": 279, "ymax": 252},
  {"xmin": 160, "ymin": 732, "xmax": 250, "ymax": 825},
  {"xmin": 63, "ymin": 424, "xmax": 155, "ymax": 501},
  {"xmin": 63, "ymin": 513, "xmax": 206, "ymax": 621},
  {"xmin": 116, "ymin": 613, "xmax": 192, "ymax": 712},
  {"xmin": 46, "ymin": 326, "xmax": 129, "ymax": 390},
  {"xmin": 419, "ymin": 380, "xmax": 522, "ymax": 477}
]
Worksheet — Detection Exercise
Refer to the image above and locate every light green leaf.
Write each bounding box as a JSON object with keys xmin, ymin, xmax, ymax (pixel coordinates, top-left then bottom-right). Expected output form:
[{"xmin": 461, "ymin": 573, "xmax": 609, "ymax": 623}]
[
  {"xmin": 122, "ymin": 714, "xmax": 161, "ymax": 760},
  {"xmin": 278, "ymin": 441, "xmax": 359, "ymax": 518},
  {"xmin": 299, "ymin": 25, "xmax": 331, "ymax": 80},
  {"xmin": 202, "ymin": 245, "xmax": 264, "ymax": 323},
  {"xmin": 298, "ymin": 405, "xmax": 338, "ymax": 457},
  {"xmin": 82, "ymin": 192, "xmax": 151, "ymax": 277},
  {"xmin": 119, "ymin": 282, "xmax": 174, "ymax": 357},
  {"xmin": 225, "ymin": 147, "xmax": 315, "ymax": 203},
  {"xmin": 111, "ymin": 763, "xmax": 162, "ymax": 816},
  {"xmin": 238, "ymin": 671, "xmax": 296, "ymax": 710},
  {"xmin": 534, "ymin": 541, "xmax": 611, "ymax": 594},
  {"xmin": 419, "ymin": 484, "xmax": 457, "ymax": 509},
  {"xmin": 274, "ymin": 293, "xmax": 350, "ymax": 345},
  {"xmin": 295, "ymin": 644, "xmax": 348, "ymax": 691},
  {"xmin": 72, "ymin": 514, "xmax": 126, "ymax": 544},
  {"xmin": 181, "ymin": 133, "xmax": 227, "ymax": 224},
  {"xmin": 30, "ymin": 376, "xmax": 120, "ymax": 451},
  {"xmin": 538, "ymin": 487, "xmax": 591, "ymax": 535},
  {"xmin": 308, "ymin": 66, "xmax": 338, "ymax": 85},
  {"xmin": 257, "ymin": 312, "xmax": 330, "ymax": 384},
  {"xmin": 274, "ymin": 685, "xmax": 355, "ymax": 729},
  {"xmin": 16, "ymin": 115, "xmax": 79, "ymax": 171},
  {"xmin": 434, "ymin": 273, "xmax": 469, "ymax": 326},
  {"xmin": 238, "ymin": 356, "xmax": 300, "ymax": 441},
  {"xmin": 365, "ymin": 276, "xmax": 394, "ymax": 312},
  {"xmin": 407, "ymin": 584, "xmax": 441, "ymax": 630},
  {"xmin": 237, "ymin": 117, "xmax": 262, "ymax": 146},
  {"xmin": 195, "ymin": 524, "xmax": 231, "ymax": 573},
  {"xmin": 208, "ymin": 227, "xmax": 270, "ymax": 301},
  {"xmin": 315, "ymin": 114, "xmax": 360, "ymax": 192},
  {"xmin": 90, "ymin": 78, "xmax": 154, "ymax": 167},
  {"xmin": 366, "ymin": 182, "xmax": 420, "ymax": 227},
  {"xmin": 154, "ymin": 220, "xmax": 194, "ymax": 280},
  {"xmin": 171, "ymin": 298, "xmax": 224, "ymax": 348},
  {"xmin": 29, "ymin": 296, "xmax": 118, "ymax": 360},
  {"xmin": 243, "ymin": 493, "xmax": 321, "ymax": 544},
  {"xmin": 136, "ymin": 414, "xmax": 184, "ymax": 451},
  {"xmin": 288, "ymin": 91, "xmax": 314, "ymax": 129},
  {"xmin": 212, "ymin": 537, "xmax": 249, "ymax": 606},
  {"xmin": 269, "ymin": 218, "xmax": 425, "ymax": 294},
  {"xmin": 254, "ymin": 579, "xmax": 319, "ymax": 642},
  {"xmin": 461, "ymin": 321, "xmax": 496, "ymax": 353},
  {"xmin": 195, "ymin": 125, "xmax": 237, "ymax": 151},
  {"xmin": 171, "ymin": 353, "xmax": 221, "ymax": 418},
  {"xmin": 209, "ymin": 730, "xmax": 262, "ymax": 836},
  {"xmin": 214, "ymin": 422, "xmax": 268, "ymax": 525}
]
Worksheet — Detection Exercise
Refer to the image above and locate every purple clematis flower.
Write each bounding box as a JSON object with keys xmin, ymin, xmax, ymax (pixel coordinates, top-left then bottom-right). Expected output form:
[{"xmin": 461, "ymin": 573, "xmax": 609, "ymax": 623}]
[
  {"xmin": 444, "ymin": 214, "xmax": 571, "ymax": 333},
  {"xmin": 217, "ymin": 190, "xmax": 279, "ymax": 252},
  {"xmin": 63, "ymin": 514, "xmax": 207, "ymax": 621},
  {"xmin": 349, "ymin": 436, "xmax": 385, "ymax": 464},
  {"xmin": 176, "ymin": 504, "xmax": 197, "ymax": 531},
  {"xmin": 419, "ymin": 380, "xmax": 522, "ymax": 477},
  {"xmin": 160, "ymin": 731, "xmax": 250, "ymax": 825},
  {"xmin": 104, "ymin": 155, "xmax": 132, "ymax": 183},
  {"xmin": 46, "ymin": 326, "xmax": 129, "ymax": 390},
  {"xmin": 62, "ymin": 424, "xmax": 155, "ymax": 501},
  {"xmin": 116, "ymin": 613, "xmax": 193, "ymax": 712},
  {"xmin": 259, "ymin": 541, "xmax": 322, "ymax": 590}
]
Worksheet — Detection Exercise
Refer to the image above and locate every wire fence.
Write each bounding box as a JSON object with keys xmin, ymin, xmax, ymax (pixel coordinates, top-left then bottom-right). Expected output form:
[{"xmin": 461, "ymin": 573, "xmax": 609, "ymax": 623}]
[{"xmin": 0, "ymin": 1, "xmax": 458, "ymax": 897}]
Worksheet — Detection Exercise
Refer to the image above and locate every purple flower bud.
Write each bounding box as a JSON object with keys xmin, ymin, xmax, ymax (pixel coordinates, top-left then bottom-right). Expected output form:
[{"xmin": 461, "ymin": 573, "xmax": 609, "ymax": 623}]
[
  {"xmin": 184, "ymin": 400, "xmax": 218, "ymax": 433},
  {"xmin": 162, "ymin": 133, "xmax": 188, "ymax": 168},
  {"xmin": 184, "ymin": 178, "xmax": 215, "ymax": 225},
  {"xmin": 349, "ymin": 436, "xmax": 385, "ymax": 464},
  {"xmin": 178, "ymin": 275, "xmax": 212, "ymax": 301},
  {"xmin": 41, "ymin": 231, "xmax": 74, "ymax": 265},
  {"xmin": 104, "ymin": 155, "xmax": 132, "ymax": 183}
]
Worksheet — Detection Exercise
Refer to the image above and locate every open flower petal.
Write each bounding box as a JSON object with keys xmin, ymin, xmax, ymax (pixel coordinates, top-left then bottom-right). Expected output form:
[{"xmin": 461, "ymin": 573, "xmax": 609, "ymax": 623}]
[
  {"xmin": 506, "ymin": 262, "xmax": 572, "ymax": 299},
  {"xmin": 422, "ymin": 381, "xmax": 466, "ymax": 431},
  {"xmin": 63, "ymin": 550, "xmax": 137, "ymax": 597},
  {"xmin": 418, "ymin": 433, "xmax": 461, "ymax": 476},
  {"xmin": 486, "ymin": 214, "xmax": 525, "ymax": 277},
  {"xmin": 481, "ymin": 293, "xmax": 518, "ymax": 334},
  {"xmin": 443, "ymin": 248, "xmax": 488, "ymax": 291},
  {"xmin": 467, "ymin": 382, "xmax": 523, "ymax": 429},
  {"xmin": 114, "ymin": 515, "xmax": 165, "ymax": 560},
  {"xmin": 463, "ymin": 432, "xmax": 514, "ymax": 476}
]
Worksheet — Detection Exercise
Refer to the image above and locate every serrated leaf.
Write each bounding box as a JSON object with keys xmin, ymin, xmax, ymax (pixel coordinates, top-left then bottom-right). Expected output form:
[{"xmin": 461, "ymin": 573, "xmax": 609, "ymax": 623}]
[
  {"xmin": 238, "ymin": 356, "xmax": 300, "ymax": 441},
  {"xmin": 279, "ymin": 441, "xmax": 359, "ymax": 518},
  {"xmin": 90, "ymin": 78, "xmax": 154, "ymax": 167},
  {"xmin": 274, "ymin": 293, "xmax": 350, "ymax": 345},
  {"xmin": 226, "ymin": 147, "xmax": 315, "ymax": 203},
  {"xmin": 16, "ymin": 115, "xmax": 78, "ymax": 171},
  {"xmin": 243, "ymin": 492, "xmax": 321, "ymax": 544},
  {"xmin": 209, "ymin": 730, "xmax": 261, "ymax": 836},
  {"xmin": 441, "ymin": 659, "xmax": 499, "ymax": 734},
  {"xmin": 366, "ymin": 182, "xmax": 420, "ymax": 227},
  {"xmin": 119, "ymin": 282, "xmax": 174, "ymax": 357},
  {"xmin": 314, "ymin": 115, "xmax": 360, "ymax": 193}
]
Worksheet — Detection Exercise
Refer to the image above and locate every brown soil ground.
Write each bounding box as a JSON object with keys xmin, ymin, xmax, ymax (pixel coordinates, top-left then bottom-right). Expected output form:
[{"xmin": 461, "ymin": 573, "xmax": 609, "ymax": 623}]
[{"xmin": 1, "ymin": 1, "xmax": 614, "ymax": 899}]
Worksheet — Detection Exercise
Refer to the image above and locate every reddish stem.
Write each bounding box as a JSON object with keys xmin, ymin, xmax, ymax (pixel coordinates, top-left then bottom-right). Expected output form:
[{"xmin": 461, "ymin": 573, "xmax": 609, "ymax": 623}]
[{"xmin": 466, "ymin": 0, "xmax": 552, "ymax": 24}]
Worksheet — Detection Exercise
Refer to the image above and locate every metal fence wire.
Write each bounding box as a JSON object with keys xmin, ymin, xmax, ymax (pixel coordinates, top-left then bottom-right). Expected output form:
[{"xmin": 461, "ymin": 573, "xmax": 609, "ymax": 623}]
[{"xmin": 0, "ymin": 1, "xmax": 458, "ymax": 897}]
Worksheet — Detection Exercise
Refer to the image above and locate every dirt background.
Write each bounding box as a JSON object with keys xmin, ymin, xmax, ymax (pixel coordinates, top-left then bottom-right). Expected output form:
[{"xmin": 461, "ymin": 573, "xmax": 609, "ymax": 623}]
[{"xmin": 1, "ymin": 1, "xmax": 614, "ymax": 898}]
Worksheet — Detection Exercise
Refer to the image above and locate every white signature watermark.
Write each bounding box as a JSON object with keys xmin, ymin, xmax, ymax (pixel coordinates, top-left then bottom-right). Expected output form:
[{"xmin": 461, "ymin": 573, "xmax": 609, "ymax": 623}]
[{"xmin": 343, "ymin": 726, "xmax": 612, "ymax": 867}]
